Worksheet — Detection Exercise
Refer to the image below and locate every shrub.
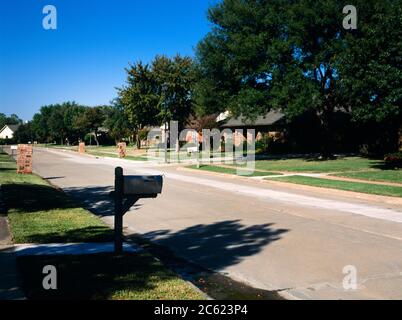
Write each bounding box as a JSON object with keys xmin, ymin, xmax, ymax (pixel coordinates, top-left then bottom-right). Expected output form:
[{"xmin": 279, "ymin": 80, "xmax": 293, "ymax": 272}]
[
  {"xmin": 384, "ymin": 152, "xmax": 402, "ymax": 168},
  {"xmin": 255, "ymin": 134, "xmax": 272, "ymax": 154}
]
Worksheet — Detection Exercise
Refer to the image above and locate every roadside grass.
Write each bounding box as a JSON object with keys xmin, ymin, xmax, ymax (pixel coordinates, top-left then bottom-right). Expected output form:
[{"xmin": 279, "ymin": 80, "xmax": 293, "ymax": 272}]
[
  {"xmin": 266, "ymin": 175, "xmax": 402, "ymax": 197},
  {"xmin": 42, "ymin": 145, "xmax": 148, "ymax": 161},
  {"xmin": 1, "ymin": 159, "xmax": 113, "ymax": 243},
  {"xmin": 187, "ymin": 165, "xmax": 281, "ymax": 177},
  {"xmin": 331, "ymin": 170, "xmax": 402, "ymax": 184},
  {"xmin": 0, "ymin": 153, "xmax": 16, "ymax": 170},
  {"xmin": 253, "ymin": 156, "xmax": 382, "ymax": 173},
  {"xmin": 0, "ymin": 152, "xmax": 204, "ymax": 300},
  {"xmin": 87, "ymin": 150, "xmax": 147, "ymax": 161},
  {"xmin": 18, "ymin": 253, "xmax": 204, "ymax": 300}
]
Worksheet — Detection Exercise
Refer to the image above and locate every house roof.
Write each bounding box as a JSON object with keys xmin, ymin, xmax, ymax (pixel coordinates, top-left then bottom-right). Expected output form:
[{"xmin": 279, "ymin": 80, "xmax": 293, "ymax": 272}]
[
  {"xmin": 0, "ymin": 124, "xmax": 21, "ymax": 133},
  {"xmin": 1, "ymin": 124, "xmax": 20, "ymax": 132},
  {"xmin": 220, "ymin": 110, "xmax": 285, "ymax": 128}
]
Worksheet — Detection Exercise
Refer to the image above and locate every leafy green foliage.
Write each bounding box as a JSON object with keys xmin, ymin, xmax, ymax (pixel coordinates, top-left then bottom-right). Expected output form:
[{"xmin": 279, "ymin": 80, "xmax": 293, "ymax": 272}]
[
  {"xmin": 196, "ymin": 0, "xmax": 402, "ymax": 153},
  {"xmin": 119, "ymin": 55, "xmax": 196, "ymax": 132},
  {"xmin": 103, "ymin": 99, "xmax": 133, "ymax": 143},
  {"xmin": 73, "ymin": 106, "xmax": 107, "ymax": 146},
  {"xmin": 29, "ymin": 102, "xmax": 87, "ymax": 144},
  {"xmin": 0, "ymin": 113, "xmax": 22, "ymax": 129}
]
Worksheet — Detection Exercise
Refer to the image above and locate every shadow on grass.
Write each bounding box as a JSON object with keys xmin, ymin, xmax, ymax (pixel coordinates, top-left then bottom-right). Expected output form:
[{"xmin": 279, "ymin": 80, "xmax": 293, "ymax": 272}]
[
  {"xmin": 369, "ymin": 163, "xmax": 402, "ymax": 170},
  {"xmin": 2, "ymin": 183, "xmax": 79, "ymax": 213},
  {"xmin": 21, "ymin": 226, "xmax": 114, "ymax": 243},
  {"xmin": 17, "ymin": 252, "xmax": 190, "ymax": 300}
]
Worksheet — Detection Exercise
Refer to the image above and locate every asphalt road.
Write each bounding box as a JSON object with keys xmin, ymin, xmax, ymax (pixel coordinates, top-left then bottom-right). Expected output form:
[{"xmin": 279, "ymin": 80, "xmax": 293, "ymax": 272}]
[{"xmin": 26, "ymin": 148, "xmax": 402, "ymax": 299}]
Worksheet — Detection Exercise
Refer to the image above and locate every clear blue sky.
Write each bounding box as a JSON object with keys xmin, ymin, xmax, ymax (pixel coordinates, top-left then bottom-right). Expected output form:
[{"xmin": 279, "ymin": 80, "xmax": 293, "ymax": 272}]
[{"xmin": 0, "ymin": 0, "xmax": 214, "ymax": 120}]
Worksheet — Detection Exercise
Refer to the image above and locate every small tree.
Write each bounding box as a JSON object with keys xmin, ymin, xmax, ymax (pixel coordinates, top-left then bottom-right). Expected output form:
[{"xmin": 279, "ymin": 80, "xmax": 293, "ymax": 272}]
[
  {"xmin": 103, "ymin": 100, "xmax": 133, "ymax": 144},
  {"xmin": 74, "ymin": 107, "xmax": 106, "ymax": 146}
]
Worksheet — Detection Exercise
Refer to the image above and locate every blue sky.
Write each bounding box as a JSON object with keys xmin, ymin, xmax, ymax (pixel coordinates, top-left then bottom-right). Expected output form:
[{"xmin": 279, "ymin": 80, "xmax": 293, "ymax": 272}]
[{"xmin": 0, "ymin": 0, "xmax": 214, "ymax": 120}]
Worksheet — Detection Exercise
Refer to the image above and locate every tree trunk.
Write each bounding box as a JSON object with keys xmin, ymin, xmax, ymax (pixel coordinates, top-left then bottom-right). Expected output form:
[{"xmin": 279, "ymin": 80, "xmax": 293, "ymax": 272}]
[
  {"xmin": 317, "ymin": 108, "xmax": 334, "ymax": 159},
  {"xmin": 136, "ymin": 133, "xmax": 141, "ymax": 149},
  {"xmin": 93, "ymin": 131, "xmax": 99, "ymax": 147}
]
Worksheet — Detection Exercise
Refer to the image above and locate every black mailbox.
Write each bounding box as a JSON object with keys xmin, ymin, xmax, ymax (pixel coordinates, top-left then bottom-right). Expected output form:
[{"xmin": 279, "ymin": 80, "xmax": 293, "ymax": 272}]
[
  {"xmin": 113, "ymin": 167, "xmax": 163, "ymax": 254},
  {"xmin": 123, "ymin": 175, "xmax": 163, "ymax": 197}
]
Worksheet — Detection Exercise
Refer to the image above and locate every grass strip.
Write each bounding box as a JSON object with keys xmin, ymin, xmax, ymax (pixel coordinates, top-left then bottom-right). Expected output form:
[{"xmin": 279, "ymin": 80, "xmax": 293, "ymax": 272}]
[
  {"xmin": 266, "ymin": 175, "xmax": 402, "ymax": 197},
  {"xmin": 188, "ymin": 165, "xmax": 281, "ymax": 177},
  {"xmin": 253, "ymin": 157, "xmax": 384, "ymax": 173},
  {"xmin": 331, "ymin": 170, "xmax": 402, "ymax": 184}
]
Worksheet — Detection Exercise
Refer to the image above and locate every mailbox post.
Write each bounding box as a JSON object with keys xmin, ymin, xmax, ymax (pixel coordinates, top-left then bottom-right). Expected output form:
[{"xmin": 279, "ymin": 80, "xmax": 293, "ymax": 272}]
[
  {"xmin": 113, "ymin": 167, "xmax": 163, "ymax": 254},
  {"xmin": 114, "ymin": 167, "xmax": 124, "ymax": 254}
]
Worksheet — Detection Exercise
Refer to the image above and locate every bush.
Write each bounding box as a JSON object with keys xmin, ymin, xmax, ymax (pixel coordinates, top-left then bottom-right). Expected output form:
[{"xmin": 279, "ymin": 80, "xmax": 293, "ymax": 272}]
[
  {"xmin": 384, "ymin": 152, "xmax": 402, "ymax": 168},
  {"xmin": 255, "ymin": 134, "xmax": 272, "ymax": 154}
]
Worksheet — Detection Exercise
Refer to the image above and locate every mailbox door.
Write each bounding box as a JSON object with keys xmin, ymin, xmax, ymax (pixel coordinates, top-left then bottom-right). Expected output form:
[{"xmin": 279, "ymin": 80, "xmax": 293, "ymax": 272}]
[{"xmin": 123, "ymin": 175, "xmax": 163, "ymax": 195}]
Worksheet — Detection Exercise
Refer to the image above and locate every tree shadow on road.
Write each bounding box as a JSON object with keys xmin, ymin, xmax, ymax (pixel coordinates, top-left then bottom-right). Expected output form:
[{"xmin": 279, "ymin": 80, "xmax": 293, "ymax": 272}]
[
  {"xmin": 60, "ymin": 185, "xmax": 290, "ymax": 298},
  {"xmin": 64, "ymin": 186, "xmax": 288, "ymax": 273},
  {"xmin": 130, "ymin": 219, "xmax": 288, "ymax": 272}
]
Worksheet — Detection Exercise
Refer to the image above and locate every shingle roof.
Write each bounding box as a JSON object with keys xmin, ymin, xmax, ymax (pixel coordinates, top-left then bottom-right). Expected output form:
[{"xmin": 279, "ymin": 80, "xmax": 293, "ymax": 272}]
[
  {"xmin": 220, "ymin": 110, "xmax": 285, "ymax": 128},
  {"xmin": 6, "ymin": 124, "xmax": 21, "ymax": 132}
]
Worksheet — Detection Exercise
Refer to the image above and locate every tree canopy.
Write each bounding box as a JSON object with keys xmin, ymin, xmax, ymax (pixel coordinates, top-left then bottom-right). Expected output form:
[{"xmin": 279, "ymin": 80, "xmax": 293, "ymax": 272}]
[
  {"xmin": 0, "ymin": 113, "xmax": 22, "ymax": 128},
  {"xmin": 195, "ymin": 0, "xmax": 402, "ymax": 153},
  {"xmin": 119, "ymin": 55, "xmax": 196, "ymax": 132}
]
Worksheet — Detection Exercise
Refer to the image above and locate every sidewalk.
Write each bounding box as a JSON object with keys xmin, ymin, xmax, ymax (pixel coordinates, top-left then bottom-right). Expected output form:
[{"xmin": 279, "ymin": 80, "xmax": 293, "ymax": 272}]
[{"xmin": 0, "ymin": 191, "xmax": 25, "ymax": 300}]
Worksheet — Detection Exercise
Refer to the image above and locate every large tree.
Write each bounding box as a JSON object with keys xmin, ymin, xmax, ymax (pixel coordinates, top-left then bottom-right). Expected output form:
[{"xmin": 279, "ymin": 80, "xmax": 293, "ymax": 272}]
[
  {"xmin": 30, "ymin": 102, "xmax": 87, "ymax": 144},
  {"xmin": 152, "ymin": 55, "xmax": 196, "ymax": 129},
  {"xmin": 196, "ymin": 0, "xmax": 402, "ymax": 155},
  {"xmin": 118, "ymin": 55, "xmax": 196, "ymax": 148}
]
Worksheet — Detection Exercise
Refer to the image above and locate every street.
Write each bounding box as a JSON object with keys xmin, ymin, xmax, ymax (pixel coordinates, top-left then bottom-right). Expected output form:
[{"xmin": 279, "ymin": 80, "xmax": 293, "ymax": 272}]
[{"xmin": 30, "ymin": 147, "xmax": 402, "ymax": 299}]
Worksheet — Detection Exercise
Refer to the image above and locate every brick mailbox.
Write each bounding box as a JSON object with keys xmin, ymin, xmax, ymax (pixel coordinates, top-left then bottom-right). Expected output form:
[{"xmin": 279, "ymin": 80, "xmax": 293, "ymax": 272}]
[
  {"xmin": 111, "ymin": 167, "xmax": 163, "ymax": 253},
  {"xmin": 117, "ymin": 142, "xmax": 127, "ymax": 158},
  {"xmin": 78, "ymin": 142, "xmax": 85, "ymax": 154},
  {"xmin": 16, "ymin": 144, "xmax": 33, "ymax": 174}
]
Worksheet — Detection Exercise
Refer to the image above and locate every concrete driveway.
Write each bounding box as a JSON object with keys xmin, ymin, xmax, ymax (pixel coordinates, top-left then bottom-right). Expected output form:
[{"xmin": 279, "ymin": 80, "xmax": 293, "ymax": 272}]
[{"xmin": 26, "ymin": 148, "xmax": 402, "ymax": 299}]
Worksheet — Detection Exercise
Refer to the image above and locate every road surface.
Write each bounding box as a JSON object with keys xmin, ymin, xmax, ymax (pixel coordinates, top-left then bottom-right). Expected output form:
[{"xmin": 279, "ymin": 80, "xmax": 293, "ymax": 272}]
[{"xmin": 25, "ymin": 148, "xmax": 402, "ymax": 299}]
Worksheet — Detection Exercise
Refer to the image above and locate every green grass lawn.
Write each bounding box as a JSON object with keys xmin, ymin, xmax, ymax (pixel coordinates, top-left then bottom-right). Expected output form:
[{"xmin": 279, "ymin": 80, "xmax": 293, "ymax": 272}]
[
  {"xmin": 332, "ymin": 170, "xmax": 402, "ymax": 184},
  {"xmin": 187, "ymin": 165, "xmax": 281, "ymax": 177},
  {"xmin": 18, "ymin": 253, "xmax": 204, "ymax": 300},
  {"xmin": 86, "ymin": 150, "xmax": 147, "ymax": 161},
  {"xmin": 267, "ymin": 175, "xmax": 402, "ymax": 197},
  {"xmin": 1, "ymin": 157, "xmax": 113, "ymax": 243},
  {"xmin": 253, "ymin": 156, "xmax": 383, "ymax": 173},
  {"xmin": 0, "ymin": 152, "xmax": 204, "ymax": 300}
]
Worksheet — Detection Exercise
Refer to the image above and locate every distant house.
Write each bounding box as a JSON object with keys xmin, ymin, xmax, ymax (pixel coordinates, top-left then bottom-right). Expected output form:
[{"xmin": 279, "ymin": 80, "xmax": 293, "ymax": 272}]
[
  {"xmin": 217, "ymin": 110, "xmax": 286, "ymax": 145},
  {"xmin": 0, "ymin": 124, "xmax": 20, "ymax": 140}
]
